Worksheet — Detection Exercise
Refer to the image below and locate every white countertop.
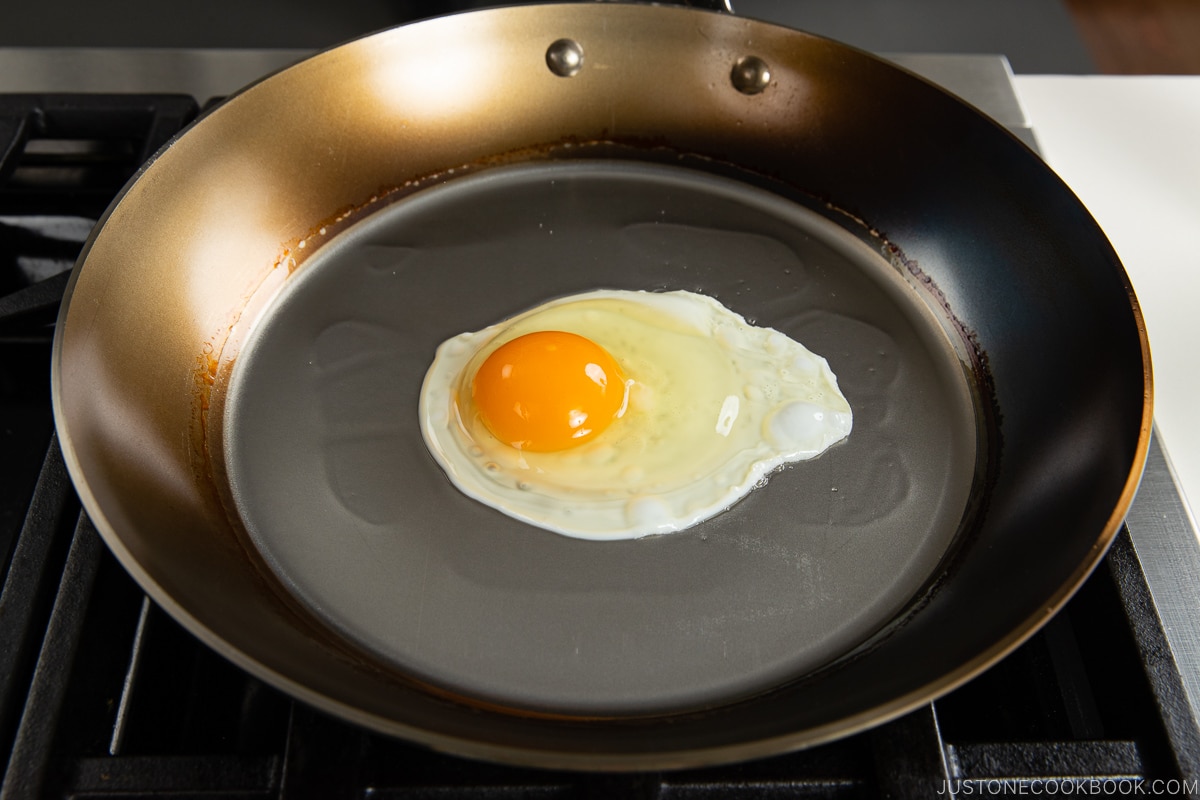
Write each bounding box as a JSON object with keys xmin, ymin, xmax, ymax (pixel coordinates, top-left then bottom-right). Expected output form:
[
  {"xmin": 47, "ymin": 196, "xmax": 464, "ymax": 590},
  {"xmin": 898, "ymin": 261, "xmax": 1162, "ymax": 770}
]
[{"xmin": 1012, "ymin": 75, "xmax": 1200, "ymax": 534}]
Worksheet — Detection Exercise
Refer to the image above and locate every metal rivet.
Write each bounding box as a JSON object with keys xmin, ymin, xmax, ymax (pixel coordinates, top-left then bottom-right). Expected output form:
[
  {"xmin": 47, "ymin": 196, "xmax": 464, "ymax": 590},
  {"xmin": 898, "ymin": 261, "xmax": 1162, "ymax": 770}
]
[
  {"xmin": 731, "ymin": 55, "xmax": 771, "ymax": 95},
  {"xmin": 546, "ymin": 38, "xmax": 584, "ymax": 78}
]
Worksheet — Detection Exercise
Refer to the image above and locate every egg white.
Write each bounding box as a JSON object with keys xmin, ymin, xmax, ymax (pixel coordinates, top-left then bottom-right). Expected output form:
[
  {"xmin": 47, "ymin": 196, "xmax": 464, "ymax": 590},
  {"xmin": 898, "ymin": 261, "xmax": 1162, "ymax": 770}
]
[{"xmin": 418, "ymin": 289, "xmax": 852, "ymax": 540}]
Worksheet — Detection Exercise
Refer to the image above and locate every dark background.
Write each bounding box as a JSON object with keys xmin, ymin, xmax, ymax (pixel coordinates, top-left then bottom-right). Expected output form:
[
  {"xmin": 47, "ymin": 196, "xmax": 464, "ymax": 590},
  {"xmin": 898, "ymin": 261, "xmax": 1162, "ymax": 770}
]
[{"xmin": 1, "ymin": 0, "xmax": 1197, "ymax": 75}]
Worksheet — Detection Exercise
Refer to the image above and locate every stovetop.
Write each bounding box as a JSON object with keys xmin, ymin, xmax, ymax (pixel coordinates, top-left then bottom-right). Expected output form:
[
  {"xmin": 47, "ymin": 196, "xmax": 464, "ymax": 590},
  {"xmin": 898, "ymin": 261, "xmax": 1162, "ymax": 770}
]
[{"xmin": 2, "ymin": 54, "xmax": 1200, "ymax": 798}]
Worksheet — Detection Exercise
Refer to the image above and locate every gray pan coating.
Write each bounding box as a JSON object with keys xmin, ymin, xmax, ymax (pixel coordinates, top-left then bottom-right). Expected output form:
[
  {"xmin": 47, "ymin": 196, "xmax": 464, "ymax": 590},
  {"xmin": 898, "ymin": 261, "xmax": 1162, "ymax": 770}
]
[{"xmin": 223, "ymin": 161, "xmax": 977, "ymax": 716}]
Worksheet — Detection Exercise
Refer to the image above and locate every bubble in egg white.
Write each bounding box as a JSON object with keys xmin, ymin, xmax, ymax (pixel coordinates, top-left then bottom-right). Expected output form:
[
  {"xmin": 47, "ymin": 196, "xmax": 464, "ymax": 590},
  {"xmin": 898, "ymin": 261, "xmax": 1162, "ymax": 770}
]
[
  {"xmin": 626, "ymin": 496, "xmax": 675, "ymax": 533},
  {"xmin": 418, "ymin": 289, "xmax": 853, "ymax": 540},
  {"xmin": 768, "ymin": 402, "xmax": 853, "ymax": 455}
]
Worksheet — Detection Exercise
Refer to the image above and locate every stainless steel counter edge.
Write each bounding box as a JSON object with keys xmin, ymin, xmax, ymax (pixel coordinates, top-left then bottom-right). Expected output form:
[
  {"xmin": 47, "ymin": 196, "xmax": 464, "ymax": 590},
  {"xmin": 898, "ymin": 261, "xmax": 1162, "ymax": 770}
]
[
  {"xmin": 0, "ymin": 48, "xmax": 313, "ymax": 105},
  {"xmin": 1126, "ymin": 430, "xmax": 1200, "ymax": 753}
]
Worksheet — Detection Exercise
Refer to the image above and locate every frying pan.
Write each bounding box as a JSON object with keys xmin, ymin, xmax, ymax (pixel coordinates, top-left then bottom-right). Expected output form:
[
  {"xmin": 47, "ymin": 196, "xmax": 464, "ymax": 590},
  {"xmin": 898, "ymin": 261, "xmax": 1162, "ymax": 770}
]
[{"xmin": 50, "ymin": 2, "xmax": 1151, "ymax": 770}]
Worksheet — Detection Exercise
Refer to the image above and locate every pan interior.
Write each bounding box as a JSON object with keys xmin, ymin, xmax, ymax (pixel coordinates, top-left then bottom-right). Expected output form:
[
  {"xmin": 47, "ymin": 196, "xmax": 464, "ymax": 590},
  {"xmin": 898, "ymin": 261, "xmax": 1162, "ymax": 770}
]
[{"xmin": 222, "ymin": 160, "xmax": 977, "ymax": 717}]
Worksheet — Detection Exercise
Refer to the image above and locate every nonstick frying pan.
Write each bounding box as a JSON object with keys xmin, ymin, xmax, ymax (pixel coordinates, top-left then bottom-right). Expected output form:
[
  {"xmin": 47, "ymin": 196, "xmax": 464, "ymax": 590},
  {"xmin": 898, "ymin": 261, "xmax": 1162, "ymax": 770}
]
[{"xmin": 51, "ymin": 2, "xmax": 1151, "ymax": 770}]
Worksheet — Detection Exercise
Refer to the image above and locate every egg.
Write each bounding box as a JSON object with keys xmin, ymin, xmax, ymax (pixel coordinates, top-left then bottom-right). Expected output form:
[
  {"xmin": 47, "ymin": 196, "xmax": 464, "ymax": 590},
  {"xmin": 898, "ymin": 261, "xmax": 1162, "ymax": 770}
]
[{"xmin": 418, "ymin": 289, "xmax": 852, "ymax": 540}]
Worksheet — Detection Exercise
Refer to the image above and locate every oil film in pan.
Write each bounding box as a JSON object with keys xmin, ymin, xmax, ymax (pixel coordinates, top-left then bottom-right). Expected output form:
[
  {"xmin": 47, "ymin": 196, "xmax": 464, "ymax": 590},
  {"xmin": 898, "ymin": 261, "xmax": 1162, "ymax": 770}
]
[{"xmin": 222, "ymin": 160, "xmax": 978, "ymax": 716}]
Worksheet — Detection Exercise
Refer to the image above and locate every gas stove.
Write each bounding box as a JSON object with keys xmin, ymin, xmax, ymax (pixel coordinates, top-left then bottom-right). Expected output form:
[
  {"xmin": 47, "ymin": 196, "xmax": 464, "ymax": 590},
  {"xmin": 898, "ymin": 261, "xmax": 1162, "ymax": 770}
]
[{"xmin": 1, "ymin": 52, "xmax": 1198, "ymax": 798}]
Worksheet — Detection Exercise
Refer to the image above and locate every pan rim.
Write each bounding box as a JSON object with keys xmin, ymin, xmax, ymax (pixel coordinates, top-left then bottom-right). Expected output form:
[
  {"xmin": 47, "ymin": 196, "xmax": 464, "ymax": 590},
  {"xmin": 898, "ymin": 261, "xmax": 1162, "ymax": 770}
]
[{"xmin": 48, "ymin": 1, "xmax": 1155, "ymax": 771}]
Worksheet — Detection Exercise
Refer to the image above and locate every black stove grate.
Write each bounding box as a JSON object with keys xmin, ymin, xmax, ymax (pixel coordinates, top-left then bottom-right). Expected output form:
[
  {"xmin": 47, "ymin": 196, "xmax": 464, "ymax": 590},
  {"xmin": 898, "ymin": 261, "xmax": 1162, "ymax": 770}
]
[{"xmin": 2, "ymin": 94, "xmax": 1198, "ymax": 799}]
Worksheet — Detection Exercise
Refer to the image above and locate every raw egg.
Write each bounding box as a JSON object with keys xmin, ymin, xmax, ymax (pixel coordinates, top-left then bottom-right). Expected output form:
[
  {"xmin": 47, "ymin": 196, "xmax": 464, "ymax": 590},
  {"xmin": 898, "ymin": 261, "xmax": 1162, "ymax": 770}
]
[
  {"xmin": 419, "ymin": 289, "xmax": 852, "ymax": 540},
  {"xmin": 471, "ymin": 330, "xmax": 629, "ymax": 452}
]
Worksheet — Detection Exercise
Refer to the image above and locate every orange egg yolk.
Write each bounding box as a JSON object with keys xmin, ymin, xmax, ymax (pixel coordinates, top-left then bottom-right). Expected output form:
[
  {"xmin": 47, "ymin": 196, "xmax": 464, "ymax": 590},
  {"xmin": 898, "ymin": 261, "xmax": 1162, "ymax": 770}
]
[{"xmin": 471, "ymin": 331, "xmax": 627, "ymax": 452}]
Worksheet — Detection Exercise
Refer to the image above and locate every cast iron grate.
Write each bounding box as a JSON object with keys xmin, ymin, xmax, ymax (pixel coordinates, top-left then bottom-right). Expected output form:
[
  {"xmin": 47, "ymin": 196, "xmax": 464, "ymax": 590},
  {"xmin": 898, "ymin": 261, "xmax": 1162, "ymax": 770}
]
[{"xmin": 1, "ymin": 93, "xmax": 1197, "ymax": 799}]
